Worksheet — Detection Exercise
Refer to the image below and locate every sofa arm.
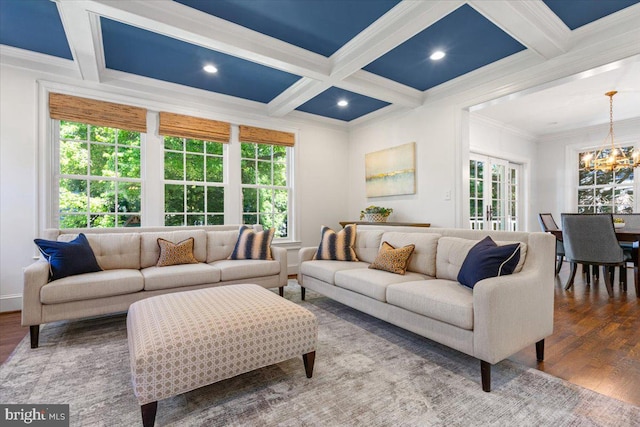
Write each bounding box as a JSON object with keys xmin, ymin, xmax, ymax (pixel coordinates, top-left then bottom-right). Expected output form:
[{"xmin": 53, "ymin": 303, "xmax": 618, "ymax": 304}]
[
  {"xmin": 271, "ymin": 246, "xmax": 288, "ymax": 286},
  {"xmin": 22, "ymin": 260, "xmax": 50, "ymax": 327},
  {"xmin": 297, "ymin": 247, "xmax": 317, "ymax": 285},
  {"xmin": 472, "ymin": 237, "xmax": 555, "ymax": 364}
]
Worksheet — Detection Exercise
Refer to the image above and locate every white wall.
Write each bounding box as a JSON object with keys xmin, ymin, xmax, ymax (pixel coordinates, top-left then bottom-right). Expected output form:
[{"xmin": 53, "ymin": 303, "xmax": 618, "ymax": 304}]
[
  {"xmin": 536, "ymin": 117, "xmax": 640, "ymax": 221},
  {"xmin": 348, "ymin": 101, "xmax": 460, "ymax": 228},
  {"xmin": 0, "ymin": 64, "xmax": 349, "ymax": 311}
]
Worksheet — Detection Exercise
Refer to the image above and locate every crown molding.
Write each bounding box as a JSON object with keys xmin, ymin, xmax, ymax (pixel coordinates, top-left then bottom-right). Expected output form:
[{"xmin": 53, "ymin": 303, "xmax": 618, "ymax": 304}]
[
  {"xmin": 0, "ymin": 45, "xmax": 80, "ymax": 79},
  {"xmin": 469, "ymin": 113, "xmax": 537, "ymax": 142},
  {"xmin": 347, "ymin": 103, "xmax": 410, "ymax": 129},
  {"xmin": 538, "ymin": 116, "xmax": 640, "ymax": 144}
]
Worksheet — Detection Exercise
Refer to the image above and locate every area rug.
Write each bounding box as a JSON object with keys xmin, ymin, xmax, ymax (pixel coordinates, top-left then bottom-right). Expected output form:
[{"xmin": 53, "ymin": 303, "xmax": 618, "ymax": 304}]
[{"xmin": 1, "ymin": 284, "xmax": 638, "ymax": 426}]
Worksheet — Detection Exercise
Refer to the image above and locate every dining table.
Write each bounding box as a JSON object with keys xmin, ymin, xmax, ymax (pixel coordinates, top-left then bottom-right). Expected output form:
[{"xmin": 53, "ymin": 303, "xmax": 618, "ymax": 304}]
[{"xmin": 549, "ymin": 227, "xmax": 640, "ymax": 297}]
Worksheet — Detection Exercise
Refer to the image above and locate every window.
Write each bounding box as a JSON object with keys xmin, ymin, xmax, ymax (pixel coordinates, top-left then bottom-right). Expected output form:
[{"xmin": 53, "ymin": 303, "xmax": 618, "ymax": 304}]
[
  {"xmin": 241, "ymin": 143, "xmax": 289, "ymax": 237},
  {"xmin": 163, "ymin": 137, "xmax": 225, "ymax": 226},
  {"xmin": 577, "ymin": 147, "xmax": 634, "ymax": 213},
  {"xmin": 57, "ymin": 120, "xmax": 142, "ymax": 228}
]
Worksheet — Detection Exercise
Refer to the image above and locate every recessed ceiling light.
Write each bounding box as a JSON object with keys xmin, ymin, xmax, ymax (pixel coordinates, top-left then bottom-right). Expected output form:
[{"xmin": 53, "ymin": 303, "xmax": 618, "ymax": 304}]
[
  {"xmin": 430, "ymin": 51, "xmax": 445, "ymax": 60},
  {"xmin": 337, "ymin": 99, "xmax": 348, "ymax": 107},
  {"xmin": 203, "ymin": 64, "xmax": 218, "ymax": 73}
]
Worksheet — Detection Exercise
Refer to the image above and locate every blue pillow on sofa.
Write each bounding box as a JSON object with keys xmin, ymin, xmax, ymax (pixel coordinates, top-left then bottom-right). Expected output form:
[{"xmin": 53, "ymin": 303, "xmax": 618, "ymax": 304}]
[
  {"xmin": 34, "ymin": 233, "xmax": 102, "ymax": 281},
  {"xmin": 457, "ymin": 236, "xmax": 520, "ymax": 289}
]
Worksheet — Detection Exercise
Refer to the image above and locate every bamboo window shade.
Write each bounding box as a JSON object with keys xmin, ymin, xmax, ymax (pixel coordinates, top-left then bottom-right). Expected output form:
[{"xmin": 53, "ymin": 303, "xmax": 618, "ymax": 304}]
[
  {"xmin": 49, "ymin": 93, "xmax": 147, "ymax": 132},
  {"xmin": 239, "ymin": 125, "xmax": 295, "ymax": 147},
  {"xmin": 159, "ymin": 112, "xmax": 230, "ymax": 143}
]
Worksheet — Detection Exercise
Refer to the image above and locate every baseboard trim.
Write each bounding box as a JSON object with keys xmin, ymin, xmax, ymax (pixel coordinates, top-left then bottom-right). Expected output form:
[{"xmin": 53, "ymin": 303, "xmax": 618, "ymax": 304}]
[{"xmin": 0, "ymin": 294, "xmax": 22, "ymax": 313}]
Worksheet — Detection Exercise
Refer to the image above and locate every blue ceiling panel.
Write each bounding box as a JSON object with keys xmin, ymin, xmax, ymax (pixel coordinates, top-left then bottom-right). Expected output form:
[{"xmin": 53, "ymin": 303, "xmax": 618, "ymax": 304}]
[
  {"xmin": 543, "ymin": 0, "xmax": 640, "ymax": 30},
  {"xmin": 0, "ymin": 0, "xmax": 72, "ymax": 60},
  {"xmin": 173, "ymin": 0, "xmax": 401, "ymax": 57},
  {"xmin": 296, "ymin": 87, "xmax": 390, "ymax": 122},
  {"xmin": 363, "ymin": 4, "xmax": 526, "ymax": 91},
  {"xmin": 100, "ymin": 18, "xmax": 301, "ymax": 104}
]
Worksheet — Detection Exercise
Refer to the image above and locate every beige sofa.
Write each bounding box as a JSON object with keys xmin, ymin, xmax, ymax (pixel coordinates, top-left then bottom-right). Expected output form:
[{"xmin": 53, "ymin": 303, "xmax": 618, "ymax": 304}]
[
  {"xmin": 298, "ymin": 226, "xmax": 555, "ymax": 391},
  {"xmin": 23, "ymin": 225, "xmax": 287, "ymax": 348}
]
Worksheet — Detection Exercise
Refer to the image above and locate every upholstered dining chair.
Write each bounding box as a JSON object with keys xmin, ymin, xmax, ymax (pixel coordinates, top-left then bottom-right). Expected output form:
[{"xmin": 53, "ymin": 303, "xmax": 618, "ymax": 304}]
[
  {"xmin": 538, "ymin": 213, "xmax": 565, "ymax": 275},
  {"xmin": 561, "ymin": 213, "xmax": 628, "ymax": 298},
  {"xmin": 611, "ymin": 213, "xmax": 640, "ymax": 291}
]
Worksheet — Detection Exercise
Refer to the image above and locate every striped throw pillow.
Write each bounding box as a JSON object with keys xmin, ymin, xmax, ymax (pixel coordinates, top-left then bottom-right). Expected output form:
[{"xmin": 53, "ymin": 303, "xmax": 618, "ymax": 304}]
[
  {"xmin": 228, "ymin": 225, "xmax": 275, "ymax": 260},
  {"xmin": 314, "ymin": 224, "xmax": 359, "ymax": 261}
]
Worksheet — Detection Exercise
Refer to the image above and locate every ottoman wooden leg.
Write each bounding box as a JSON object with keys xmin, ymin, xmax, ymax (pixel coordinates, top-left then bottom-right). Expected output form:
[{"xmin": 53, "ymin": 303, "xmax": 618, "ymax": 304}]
[
  {"xmin": 303, "ymin": 351, "xmax": 315, "ymax": 378},
  {"xmin": 141, "ymin": 401, "xmax": 157, "ymax": 427}
]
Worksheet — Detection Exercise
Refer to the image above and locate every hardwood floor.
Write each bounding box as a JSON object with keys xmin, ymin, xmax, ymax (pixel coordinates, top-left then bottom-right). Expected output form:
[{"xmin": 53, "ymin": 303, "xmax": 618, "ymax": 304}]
[
  {"xmin": 510, "ymin": 263, "xmax": 640, "ymax": 406},
  {"xmin": 2, "ymin": 266, "xmax": 638, "ymax": 406}
]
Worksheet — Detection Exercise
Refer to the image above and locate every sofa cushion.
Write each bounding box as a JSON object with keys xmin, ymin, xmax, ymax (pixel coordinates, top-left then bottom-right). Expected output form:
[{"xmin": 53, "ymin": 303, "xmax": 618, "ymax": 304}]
[
  {"xmin": 140, "ymin": 230, "xmax": 207, "ymax": 268},
  {"xmin": 228, "ymin": 225, "xmax": 274, "ymax": 260},
  {"xmin": 57, "ymin": 233, "xmax": 141, "ymax": 270},
  {"xmin": 457, "ymin": 236, "xmax": 520, "ymax": 289},
  {"xmin": 40, "ymin": 269, "xmax": 143, "ymax": 304},
  {"xmin": 354, "ymin": 230, "xmax": 384, "ymax": 263},
  {"xmin": 436, "ymin": 236, "xmax": 527, "ymax": 281},
  {"xmin": 315, "ymin": 224, "xmax": 358, "ymax": 261},
  {"xmin": 369, "ymin": 241, "xmax": 415, "ymax": 275},
  {"xmin": 207, "ymin": 230, "xmax": 239, "ymax": 262},
  {"xmin": 141, "ymin": 263, "xmax": 220, "ymax": 291},
  {"xmin": 300, "ymin": 260, "xmax": 370, "ymax": 284},
  {"xmin": 335, "ymin": 268, "xmax": 429, "ymax": 302},
  {"xmin": 209, "ymin": 259, "xmax": 280, "ymax": 281},
  {"xmin": 35, "ymin": 233, "xmax": 102, "ymax": 281},
  {"xmin": 386, "ymin": 280, "xmax": 474, "ymax": 330},
  {"xmin": 379, "ymin": 232, "xmax": 440, "ymax": 276},
  {"xmin": 156, "ymin": 237, "xmax": 199, "ymax": 267}
]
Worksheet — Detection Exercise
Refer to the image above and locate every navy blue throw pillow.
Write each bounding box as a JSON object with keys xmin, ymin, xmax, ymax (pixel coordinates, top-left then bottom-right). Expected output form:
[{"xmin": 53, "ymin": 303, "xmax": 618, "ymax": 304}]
[
  {"xmin": 34, "ymin": 233, "xmax": 102, "ymax": 281},
  {"xmin": 457, "ymin": 236, "xmax": 520, "ymax": 289}
]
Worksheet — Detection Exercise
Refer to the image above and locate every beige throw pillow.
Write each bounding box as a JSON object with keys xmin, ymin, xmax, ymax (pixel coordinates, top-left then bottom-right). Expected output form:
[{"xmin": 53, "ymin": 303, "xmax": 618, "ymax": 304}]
[
  {"xmin": 156, "ymin": 237, "xmax": 199, "ymax": 267},
  {"xmin": 369, "ymin": 241, "xmax": 415, "ymax": 275}
]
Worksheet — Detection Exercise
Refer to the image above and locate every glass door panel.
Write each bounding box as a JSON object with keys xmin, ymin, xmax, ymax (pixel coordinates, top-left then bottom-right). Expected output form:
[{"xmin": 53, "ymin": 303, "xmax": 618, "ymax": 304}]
[{"xmin": 470, "ymin": 155, "xmax": 519, "ymax": 231}]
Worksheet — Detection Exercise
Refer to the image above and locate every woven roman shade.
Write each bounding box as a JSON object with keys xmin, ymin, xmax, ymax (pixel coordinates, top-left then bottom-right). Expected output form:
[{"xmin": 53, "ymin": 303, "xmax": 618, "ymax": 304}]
[
  {"xmin": 159, "ymin": 112, "xmax": 230, "ymax": 143},
  {"xmin": 49, "ymin": 93, "xmax": 147, "ymax": 132},
  {"xmin": 239, "ymin": 125, "xmax": 295, "ymax": 147}
]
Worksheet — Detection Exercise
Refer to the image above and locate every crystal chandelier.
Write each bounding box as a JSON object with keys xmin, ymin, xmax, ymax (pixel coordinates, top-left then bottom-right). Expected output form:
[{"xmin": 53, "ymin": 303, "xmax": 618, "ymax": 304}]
[{"xmin": 581, "ymin": 91, "xmax": 639, "ymax": 172}]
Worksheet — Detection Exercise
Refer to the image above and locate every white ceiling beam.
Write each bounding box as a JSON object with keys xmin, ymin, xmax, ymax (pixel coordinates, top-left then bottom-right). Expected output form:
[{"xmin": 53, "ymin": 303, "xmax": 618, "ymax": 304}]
[
  {"xmin": 267, "ymin": 78, "xmax": 331, "ymax": 117},
  {"xmin": 270, "ymin": 0, "xmax": 461, "ymax": 117},
  {"xmin": 330, "ymin": 0, "xmax": 465, "ymax": 81},
  {"xmin": 55, "ymin": 0, "xmax": 102, "ymax": 82},
  {"xmin": 467, "ymin": 0, "xmax": 570, "ymax": 59},
  {"xmin": 78, "ymin": 0, "xmax": 331, "ymax": 80}
]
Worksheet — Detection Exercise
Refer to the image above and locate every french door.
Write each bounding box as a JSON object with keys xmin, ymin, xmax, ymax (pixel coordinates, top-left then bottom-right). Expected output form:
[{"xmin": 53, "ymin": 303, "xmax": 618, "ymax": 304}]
[{"xmin": 469, "ymin": 155, "xmax": 520, "ymax": 231}]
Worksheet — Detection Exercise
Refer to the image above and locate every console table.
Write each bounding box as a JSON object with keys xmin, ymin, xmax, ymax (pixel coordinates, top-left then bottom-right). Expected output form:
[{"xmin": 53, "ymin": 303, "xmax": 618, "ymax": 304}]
[{"xmin": 339, "ymin": 221, "xmax": 431, "ymax": 228}]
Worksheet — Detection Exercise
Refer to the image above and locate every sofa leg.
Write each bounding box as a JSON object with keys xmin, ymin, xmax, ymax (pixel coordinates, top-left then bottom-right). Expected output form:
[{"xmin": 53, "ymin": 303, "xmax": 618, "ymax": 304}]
[
  {"xmin": 30, "ymin": 325, "xmax": 40, "ymax": 349},
  {"xmin": 303, "ymin": 351, "xmax": 315, "ymax": 378},
  {"xmin": 536, "ymin": 339, "xmax": 545, "ymax": 362},
  {"xmin": 481, "ymin": 360, "xmax": 491, "ymax": 392},
  {"xmin": 278, "ymin": 286, "xmax": 284, "ymax": 297},
  {"xmin": 301, "ymin": 287, "xmax": 306, "ymax": 301},
  {"xmin": 141, "ymin": 401, "xmax": 157, "ymax": 427}
]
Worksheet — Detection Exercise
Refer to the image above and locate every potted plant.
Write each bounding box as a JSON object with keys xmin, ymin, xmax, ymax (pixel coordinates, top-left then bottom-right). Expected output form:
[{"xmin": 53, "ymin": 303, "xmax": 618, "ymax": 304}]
[
  {"xmin": 360, "ymin": 205, "xmax": 393, "ymax": 223},
  {"xmin": 613, "ymin": 217, "xmax": 625, "ymax": 228}
]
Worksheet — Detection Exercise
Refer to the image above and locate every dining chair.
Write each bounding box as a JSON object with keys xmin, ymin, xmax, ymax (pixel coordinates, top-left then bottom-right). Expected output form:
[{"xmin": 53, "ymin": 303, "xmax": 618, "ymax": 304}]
[
  {"xmin": 538, "ymin": 213, "xmax": 565, "ymax": 276},
  {"xmin": 561, "ymin": 213, "xmax": 628, "ymax": 298}
]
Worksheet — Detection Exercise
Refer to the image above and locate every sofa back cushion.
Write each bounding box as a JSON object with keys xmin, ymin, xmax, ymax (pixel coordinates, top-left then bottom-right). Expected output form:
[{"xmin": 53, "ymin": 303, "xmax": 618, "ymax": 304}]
[
  {"xmin": 379, "ymin": 232, "xmax": 440, "ymax": 276},
  {"xmin": 57, "ymin": 233, "xmax": 141, "ymax": 270},
  {"xmin": 354, "ymin": 230, "xmax": 384, "ymax": 264},
  {"xmin": 436, "ymin": 236, "xmax": 527, "ymax": 281},
  {"xmin": 207, "ymin": 230, "xmax": 240, "ymax": 262},
  {"xmin": 140, "ymin": 230, "xmax": 207, "ymax": 268}
]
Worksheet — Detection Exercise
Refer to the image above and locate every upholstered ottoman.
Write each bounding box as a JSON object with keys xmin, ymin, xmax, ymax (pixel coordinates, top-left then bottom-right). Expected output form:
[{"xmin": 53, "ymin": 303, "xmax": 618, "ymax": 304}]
[{"xmin": 127, "ymin": 284, "xmax": 317, "ymax": 427}]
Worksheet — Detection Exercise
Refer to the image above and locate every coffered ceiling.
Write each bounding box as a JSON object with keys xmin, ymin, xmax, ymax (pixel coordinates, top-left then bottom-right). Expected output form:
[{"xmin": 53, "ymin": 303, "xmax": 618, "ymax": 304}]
[{"xmin": 1, "ymin": 0, "xmax": 639, "ymax": 126}]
